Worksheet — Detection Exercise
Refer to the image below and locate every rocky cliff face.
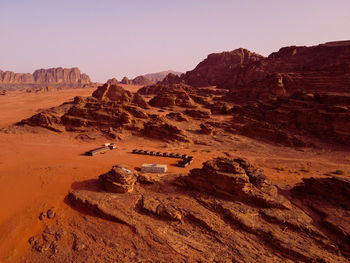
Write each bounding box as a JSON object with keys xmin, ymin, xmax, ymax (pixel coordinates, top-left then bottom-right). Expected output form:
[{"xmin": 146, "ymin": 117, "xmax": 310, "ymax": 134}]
[
  {"xmin": 157, "ymin": 40, "xmax": 349, "ymax": 146},
  {"xmin": 226, "ymin": 41, "xmax": 350, "ymax": 99},
  {"xmin": 182, "ymin": 48, "xmax": 264, "ymax": 88},
  {"xmin": 220, "ymin": 41, "xmax": 350, "ymax": 146},
  {"xmin": 0, "ymin": 67, "xmax": 91, "ymax": 90}
]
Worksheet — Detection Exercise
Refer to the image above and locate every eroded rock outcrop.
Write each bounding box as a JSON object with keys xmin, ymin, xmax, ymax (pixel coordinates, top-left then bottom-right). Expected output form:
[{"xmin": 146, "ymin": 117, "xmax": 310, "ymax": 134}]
[
  {"xmin": 199, "ymin": 123, "xmax": 214, "ymax": 135},
  {"xmin": 143, "ymin": 70, "xmax": 182, "ymax": 83},
  {"xmin": 106, "ymin": 78, "xmax": 119, "ymax": 85},
  {"xmin": 175, "ymin": 41, "xmax": 350, "ymax": 146},
  {"xmin": 186, "ymin": 158, "xmax": 291, "ymax": 209},
  {"xmin": 99, "ymin": 165, "xmax": 137, "ymax": 193},
  {"xmin": 183, "ymin": 108, "xmax": 211, "ymax": 119},
  {"xmin": 148, "ymin": 85, "xmax": 196, "ymax": 108},
  {"xmin": 42, "ymin": 157, "xmax": 350, "ymax": 263},
  {"xmin": 18, "ymin": 84, "xmax": 195, "ymax": 143},
  {"xmin": 143, "ymin": 118, "xmax": 189, "ymax": 142},
  {"xmin": 182, "ymin": 48, "xmax": 264, "ymax": 88},
  {"xmin": 165, "ymin": 112, "xmax": 188, "ymax": 122},
  {"xmin": 292, "ymin": 176, "xmax": 350, "ymax": 255}
]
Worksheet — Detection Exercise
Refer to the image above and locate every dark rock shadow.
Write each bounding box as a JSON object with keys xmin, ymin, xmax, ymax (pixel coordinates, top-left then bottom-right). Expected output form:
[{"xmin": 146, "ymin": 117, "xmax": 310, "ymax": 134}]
[{"xmin": 70, "ymin": 179, "xmax": 105, "ymax": 192}]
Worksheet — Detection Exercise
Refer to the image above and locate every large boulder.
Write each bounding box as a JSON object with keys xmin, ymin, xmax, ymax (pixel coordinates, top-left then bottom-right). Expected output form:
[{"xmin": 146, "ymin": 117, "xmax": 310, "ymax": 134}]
[
  {"xmin": 143, "ymin": 119, "xmax": 189, "ymax": 142},
  {"xmin": 98, "ymin": 165, "xmax": 137, "ymax": 193}
]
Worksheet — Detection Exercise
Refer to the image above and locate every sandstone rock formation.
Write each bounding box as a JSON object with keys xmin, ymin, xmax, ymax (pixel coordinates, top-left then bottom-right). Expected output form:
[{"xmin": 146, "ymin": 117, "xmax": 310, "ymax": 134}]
[
  {"xmin": 120, "ymin": 76, "xmax": 154, "ymax": 86},
  {"xmin": 182, "ymin": 48, "xmax": 264, "ymax": 87},
  {"xmin": 143, "ymin": 70, "xmax": 182, "ymax": 83},
  {"xmin": 165, "ymin": 112, "xmax": 188, "ymax": 122},
  {"xmin": 18, "ymin": 84, "xmax": 192, "ymax": 143},
  {"xmin": 228, "ymin": 90, "xmax": 350, "ymax": 146},
  {"xmin": 32, "ymin": 68, "xmax": 90, "ymax": 85},
  {"xmin": 183, "ymin": 108, "xmax": 211, "ymax": 119},
  {"xmin": 157, "ymin": 73, "xmax": 183, "ymax": 85},
  {"xmin": 29, "ymin": 157, "xmax": 349, "ymax": 262},
  {"xmin": 143, "ymin": 117, "xmax": 189, "ymax": 142},
  {"xmin": 0, "ymin": 67, "xmax": 91, "ymax": 90},
  {"xmin": 15, "ymin": 40, "xmax": 350, "ymax": 147},
  {"xmin": 120, "ymin": 77, "xmax": 131, "ymax": 85},
  {"xmin": 119, "ymin": 70, "xmax": 181, "ymax": 86},
  {"xmin": 199, "ymin": 123, "xmax": 214, "ymax": 134},
  {"xmin": 179, "ymin": 40, "xmax": 350, "ymax": 146},
  {"xmin": 292, "ymin": 175, "xmax": 350, "ymax": 255},
  {"xmin": 131, "ymin": 76, "xmax": 154, "ymax": 86},
  {"xmin": 99, "ymin": 165, "xmax": 137, "ymax": 193},
  {"xmin": 186, "ymin": 158, "xmax": 291, "ymax": 209},
  {"xmin": 148, "ymin": 84, "xmax": 196, "ymax": 108},
  {"xmin": 106, "ymin": 77, "xmax": 119, "ymax": 85}
]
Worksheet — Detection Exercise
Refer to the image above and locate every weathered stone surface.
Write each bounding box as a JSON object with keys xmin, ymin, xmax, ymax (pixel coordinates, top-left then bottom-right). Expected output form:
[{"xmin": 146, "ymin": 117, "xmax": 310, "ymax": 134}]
[
  {"xmin": 165, "ymin": 112, "xmax": 188, "ymax": 122},
  {"xmin": 220, "ymin": 41, "xmax": 350, "ymax": 146},
  {"xmin": 141, "ymin": 196, "xmax": 182, "ymax": 221},
  {"xmin": 182, "ymin": 48, "xmax": 264, "ymax": 87},
  {"xmin": 99, "ymin": 165, "xmax": 137, "ymax": 193},
  {"xmin": 186, "ymin": 158, "xmax": 291, "ymax": 209},
  {"xmin": 149, "ymin": 84, "xmax": 196, "ymax": 108},
  {"xmin": 19, "ymin": 112, "xmax": 64, "ymax": 132},
  {"xmin": 292, "ymin": 176, "xmax": 350, "ymax": 254},
  {"xmin": 199, "ymin": 123, "xmax": 214, "ymax": 135},
  {"xmin": 50, "ymin": 157, "xmax": 349, "ymax": 263},
  {"xmin": 183, "ymin": 109, "xmax": 211, "ymax": 119},
  {"xmin": 143, "ymin": 119, "xmax": 189, "ymax": 142}
]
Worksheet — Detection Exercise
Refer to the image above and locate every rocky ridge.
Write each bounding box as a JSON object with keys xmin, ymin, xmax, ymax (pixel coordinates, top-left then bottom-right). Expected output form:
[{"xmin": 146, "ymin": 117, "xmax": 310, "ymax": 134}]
[
  {"xmin": 182, "ymin": 48, "xmax": 264, "ymax": 88},
  {"xmin": 18, "ymin": 84, "xmax": 191, "ymax": 143},
  {"xmin": 28, "ymin": 157, "xmax": 350, "ymax": 262},
  {"xmin": 136, "ymin": 40, "xmax": 350, "ymax": 146}
]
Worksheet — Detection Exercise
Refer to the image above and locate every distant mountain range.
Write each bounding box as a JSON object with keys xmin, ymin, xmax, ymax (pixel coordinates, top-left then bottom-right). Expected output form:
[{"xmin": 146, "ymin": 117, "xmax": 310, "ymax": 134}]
[
  {"xmin": 107, "ymin": 70, "xmax": 182, "ymax": 86},
  {"xmin": 0, "ymin": 67, "xmax": 92, "ymax": 90},
  {"xmin": 0, "ymin": 67, "xmax": 183, "ymax": 90}
]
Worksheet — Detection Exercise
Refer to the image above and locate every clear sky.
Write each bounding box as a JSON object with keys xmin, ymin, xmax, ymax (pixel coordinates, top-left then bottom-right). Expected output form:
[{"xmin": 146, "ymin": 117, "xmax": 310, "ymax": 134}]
[{"xmin": 1, "ymin": 0, "xmax": 349, "ymax": 82}]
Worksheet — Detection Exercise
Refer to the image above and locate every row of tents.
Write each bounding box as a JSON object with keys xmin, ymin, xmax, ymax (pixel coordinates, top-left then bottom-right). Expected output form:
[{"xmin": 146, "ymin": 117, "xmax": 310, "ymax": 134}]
[{"xmin": 132, "ymin": 149, "xmax": 194, "ymax": 167}]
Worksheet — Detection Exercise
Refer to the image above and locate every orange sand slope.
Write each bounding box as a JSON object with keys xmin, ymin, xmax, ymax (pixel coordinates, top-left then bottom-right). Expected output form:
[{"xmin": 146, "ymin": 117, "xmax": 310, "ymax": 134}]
[{"xmin": 0, "ymin": 88, "xmax": 95, "ymax": 128}]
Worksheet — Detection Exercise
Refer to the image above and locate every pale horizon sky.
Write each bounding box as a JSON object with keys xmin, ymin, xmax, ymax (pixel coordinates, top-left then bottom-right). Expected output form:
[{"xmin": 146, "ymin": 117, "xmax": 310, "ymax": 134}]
[{"xmin": 1, "ymin": 0, "xmax": 350, "ymax": 82}]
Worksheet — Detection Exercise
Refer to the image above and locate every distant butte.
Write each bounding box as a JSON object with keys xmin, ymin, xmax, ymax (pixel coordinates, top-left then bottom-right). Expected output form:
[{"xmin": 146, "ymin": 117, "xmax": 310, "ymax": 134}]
[{"xmin": 0, "ymin": 67, "xmax": 93, "ymax": 90}]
